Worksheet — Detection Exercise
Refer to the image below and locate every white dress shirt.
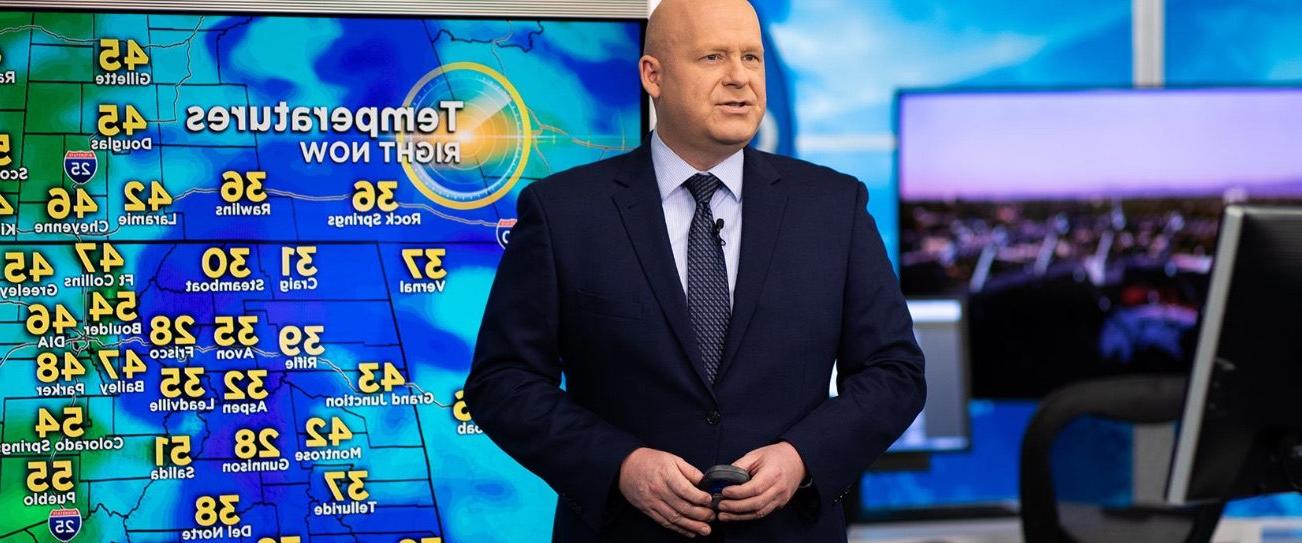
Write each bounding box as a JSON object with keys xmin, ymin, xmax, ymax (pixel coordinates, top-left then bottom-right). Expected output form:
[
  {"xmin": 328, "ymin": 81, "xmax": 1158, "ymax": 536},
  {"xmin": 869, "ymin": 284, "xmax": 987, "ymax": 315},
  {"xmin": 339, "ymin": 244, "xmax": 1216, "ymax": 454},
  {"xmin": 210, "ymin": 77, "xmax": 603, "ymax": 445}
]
[{"xmin": 650, "ymin": 130, "xmax": 743, "ymax": 306}]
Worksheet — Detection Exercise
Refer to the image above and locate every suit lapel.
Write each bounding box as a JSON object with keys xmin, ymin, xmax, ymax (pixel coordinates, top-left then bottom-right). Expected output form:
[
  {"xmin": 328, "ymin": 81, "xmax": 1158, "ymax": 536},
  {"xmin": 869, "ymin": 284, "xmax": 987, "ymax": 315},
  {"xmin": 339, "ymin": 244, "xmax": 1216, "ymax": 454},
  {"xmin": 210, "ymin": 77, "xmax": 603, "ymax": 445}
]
[
  {"xmin": 716, "ymin": 148, "xmax": 787, "ymax": 382},
  {"xmin": 611, "ymin": 145, "xmax": 715, "ymax": 398}
]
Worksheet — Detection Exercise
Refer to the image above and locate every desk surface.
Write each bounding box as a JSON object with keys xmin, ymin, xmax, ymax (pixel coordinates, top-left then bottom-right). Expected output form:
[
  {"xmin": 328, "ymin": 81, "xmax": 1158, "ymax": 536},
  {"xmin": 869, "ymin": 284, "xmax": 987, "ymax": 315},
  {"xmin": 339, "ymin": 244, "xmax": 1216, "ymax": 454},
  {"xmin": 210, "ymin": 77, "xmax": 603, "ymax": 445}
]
[{"xmin": 849, "ymin": 517, "xmax": 1302, "ymax": 543}]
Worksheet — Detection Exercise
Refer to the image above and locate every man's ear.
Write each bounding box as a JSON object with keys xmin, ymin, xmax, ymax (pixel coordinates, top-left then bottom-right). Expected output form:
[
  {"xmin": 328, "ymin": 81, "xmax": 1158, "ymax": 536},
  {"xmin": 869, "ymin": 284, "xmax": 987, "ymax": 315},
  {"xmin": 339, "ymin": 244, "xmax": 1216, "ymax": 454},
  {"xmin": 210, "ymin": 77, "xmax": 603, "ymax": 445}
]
[{"xmin": 639, "ymin": 55, "xmax": 662, "ymax": 99}]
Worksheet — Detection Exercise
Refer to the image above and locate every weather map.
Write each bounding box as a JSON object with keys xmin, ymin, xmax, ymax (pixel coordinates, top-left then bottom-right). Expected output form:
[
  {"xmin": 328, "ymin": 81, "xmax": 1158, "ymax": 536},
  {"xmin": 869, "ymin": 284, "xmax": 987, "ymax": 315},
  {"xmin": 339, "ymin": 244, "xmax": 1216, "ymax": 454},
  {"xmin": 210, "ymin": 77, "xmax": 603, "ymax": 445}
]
[{"xmin": 0, "ymin": 9, "xmax": 642, "ymax": 542}]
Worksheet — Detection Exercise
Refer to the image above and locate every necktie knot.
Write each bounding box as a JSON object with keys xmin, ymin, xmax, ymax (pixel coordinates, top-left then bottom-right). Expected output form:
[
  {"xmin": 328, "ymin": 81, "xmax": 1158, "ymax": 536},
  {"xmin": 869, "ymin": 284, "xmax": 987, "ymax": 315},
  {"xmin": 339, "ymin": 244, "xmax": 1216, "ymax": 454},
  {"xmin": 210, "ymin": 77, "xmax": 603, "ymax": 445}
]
[{"xmin": 684, "ymin": 173, "xmax": 722, "ymax": 206}]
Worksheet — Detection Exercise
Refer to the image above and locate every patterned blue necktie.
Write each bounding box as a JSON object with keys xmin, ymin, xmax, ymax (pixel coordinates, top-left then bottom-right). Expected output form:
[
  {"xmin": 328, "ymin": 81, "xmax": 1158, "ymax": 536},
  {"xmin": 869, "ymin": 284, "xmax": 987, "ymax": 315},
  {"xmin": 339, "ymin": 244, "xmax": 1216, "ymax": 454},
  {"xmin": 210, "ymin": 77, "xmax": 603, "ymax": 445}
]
[{"xmin": 684, "ymin": 173, "xmax": 731, "ymax": 384}]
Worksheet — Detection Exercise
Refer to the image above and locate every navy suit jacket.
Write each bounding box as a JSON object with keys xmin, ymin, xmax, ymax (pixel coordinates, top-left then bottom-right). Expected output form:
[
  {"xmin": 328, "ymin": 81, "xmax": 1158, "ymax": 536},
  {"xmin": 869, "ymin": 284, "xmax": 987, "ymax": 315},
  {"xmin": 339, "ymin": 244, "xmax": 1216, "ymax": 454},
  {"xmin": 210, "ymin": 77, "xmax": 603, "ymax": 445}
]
[{"xmin": 465, "ymin": 143, "xmax": 926, "ymax": 542}]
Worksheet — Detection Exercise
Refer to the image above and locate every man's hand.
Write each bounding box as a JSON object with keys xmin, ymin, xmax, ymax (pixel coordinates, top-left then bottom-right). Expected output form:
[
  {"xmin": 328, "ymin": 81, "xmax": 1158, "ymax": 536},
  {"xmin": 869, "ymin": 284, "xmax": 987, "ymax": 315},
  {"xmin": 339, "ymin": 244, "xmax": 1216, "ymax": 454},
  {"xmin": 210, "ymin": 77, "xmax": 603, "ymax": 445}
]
[
  {"xmin": 618, "ymin": 447, "xmax": 716, "ymax": 538},
  {"xmin": 716, "ymin": 442, "xmax": 806, "ymax": 522}
]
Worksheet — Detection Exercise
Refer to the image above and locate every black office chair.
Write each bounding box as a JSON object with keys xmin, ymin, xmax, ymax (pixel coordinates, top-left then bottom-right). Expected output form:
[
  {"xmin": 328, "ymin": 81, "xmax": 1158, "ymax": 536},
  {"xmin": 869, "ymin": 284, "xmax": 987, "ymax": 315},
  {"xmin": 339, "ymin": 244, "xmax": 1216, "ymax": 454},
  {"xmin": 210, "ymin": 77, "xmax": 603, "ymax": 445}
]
[{"xmin": 1020, "ymin": 374, "xmax": 1225, "ymax": 543}]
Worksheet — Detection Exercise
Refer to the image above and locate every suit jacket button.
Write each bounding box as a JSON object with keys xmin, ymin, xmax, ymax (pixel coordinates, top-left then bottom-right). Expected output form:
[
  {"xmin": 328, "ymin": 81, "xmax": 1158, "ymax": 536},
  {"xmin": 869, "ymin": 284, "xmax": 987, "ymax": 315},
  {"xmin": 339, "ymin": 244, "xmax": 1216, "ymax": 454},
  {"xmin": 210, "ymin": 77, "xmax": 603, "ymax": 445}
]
[{"xmin": 705, "ymin": 410, "xmax": 721, "ymax": 425}]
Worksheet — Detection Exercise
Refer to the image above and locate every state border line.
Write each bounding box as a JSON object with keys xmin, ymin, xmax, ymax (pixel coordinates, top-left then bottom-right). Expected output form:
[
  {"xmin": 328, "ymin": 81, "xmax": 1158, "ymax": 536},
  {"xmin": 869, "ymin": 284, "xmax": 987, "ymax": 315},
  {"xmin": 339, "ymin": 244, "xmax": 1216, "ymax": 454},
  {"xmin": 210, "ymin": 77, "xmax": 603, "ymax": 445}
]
[
  {"xmin": 0, "ymin": 12, "xmax": 38, "ymax": 501},
  {"xmin": 373, "ymin": 240, "xmax": 446, "ymax": 539}
]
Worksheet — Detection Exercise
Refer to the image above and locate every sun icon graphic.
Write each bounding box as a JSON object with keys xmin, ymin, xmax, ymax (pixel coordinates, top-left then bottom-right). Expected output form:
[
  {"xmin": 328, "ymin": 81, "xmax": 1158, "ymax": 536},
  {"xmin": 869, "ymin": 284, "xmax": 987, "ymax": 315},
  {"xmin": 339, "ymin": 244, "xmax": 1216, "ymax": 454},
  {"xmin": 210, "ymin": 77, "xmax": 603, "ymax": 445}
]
[{"xmin": 397, "ymin": 62, "xmax": 532, "ymax": 211}]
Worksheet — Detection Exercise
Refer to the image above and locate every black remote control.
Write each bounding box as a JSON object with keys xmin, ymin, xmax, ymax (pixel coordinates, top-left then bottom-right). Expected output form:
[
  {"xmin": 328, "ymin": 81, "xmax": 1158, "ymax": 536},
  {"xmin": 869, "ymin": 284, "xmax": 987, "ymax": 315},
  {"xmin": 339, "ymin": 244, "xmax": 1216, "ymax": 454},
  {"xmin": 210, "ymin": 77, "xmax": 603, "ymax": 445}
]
[{"xmin": 698, "ymin": 465, "xmax": 750, "ymax": 510}]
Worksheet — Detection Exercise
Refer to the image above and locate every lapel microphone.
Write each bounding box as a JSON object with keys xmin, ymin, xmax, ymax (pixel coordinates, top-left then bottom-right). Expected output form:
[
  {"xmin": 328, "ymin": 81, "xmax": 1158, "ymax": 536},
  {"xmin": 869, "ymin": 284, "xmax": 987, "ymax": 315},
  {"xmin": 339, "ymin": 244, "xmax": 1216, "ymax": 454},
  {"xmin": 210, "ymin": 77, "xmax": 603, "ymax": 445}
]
[{"xmin": 713, "ymin": 218, "xmax": 726, "ymax": 246}]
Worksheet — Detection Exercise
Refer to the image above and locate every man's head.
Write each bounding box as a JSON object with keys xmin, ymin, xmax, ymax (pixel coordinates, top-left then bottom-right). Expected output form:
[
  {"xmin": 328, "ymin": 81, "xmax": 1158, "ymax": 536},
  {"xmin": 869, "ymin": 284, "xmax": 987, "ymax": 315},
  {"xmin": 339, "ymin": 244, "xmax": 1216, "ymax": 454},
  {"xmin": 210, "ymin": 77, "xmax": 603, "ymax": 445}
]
[{"xmin": 642, "ymin": 0, "xmax": 766, "ymax": 168}]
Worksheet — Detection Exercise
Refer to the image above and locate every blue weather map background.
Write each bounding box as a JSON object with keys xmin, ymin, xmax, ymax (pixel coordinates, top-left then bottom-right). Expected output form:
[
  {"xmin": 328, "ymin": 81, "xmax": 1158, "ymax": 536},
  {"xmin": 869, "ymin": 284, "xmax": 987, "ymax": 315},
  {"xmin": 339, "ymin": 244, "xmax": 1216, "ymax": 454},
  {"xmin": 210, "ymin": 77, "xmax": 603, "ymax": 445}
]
[{"xmin": 0, "ymin": 10, "xmax": 642, "ymax": 543}]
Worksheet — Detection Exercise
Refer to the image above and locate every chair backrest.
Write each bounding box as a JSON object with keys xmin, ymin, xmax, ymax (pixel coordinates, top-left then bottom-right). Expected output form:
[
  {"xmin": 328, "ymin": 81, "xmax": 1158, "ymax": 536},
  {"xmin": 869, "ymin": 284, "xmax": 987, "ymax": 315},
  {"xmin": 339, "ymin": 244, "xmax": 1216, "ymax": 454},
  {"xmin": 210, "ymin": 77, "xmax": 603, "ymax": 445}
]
[{"xmin": 1019, "ymin": 374, "xmax": 1223, "ymax": 543}]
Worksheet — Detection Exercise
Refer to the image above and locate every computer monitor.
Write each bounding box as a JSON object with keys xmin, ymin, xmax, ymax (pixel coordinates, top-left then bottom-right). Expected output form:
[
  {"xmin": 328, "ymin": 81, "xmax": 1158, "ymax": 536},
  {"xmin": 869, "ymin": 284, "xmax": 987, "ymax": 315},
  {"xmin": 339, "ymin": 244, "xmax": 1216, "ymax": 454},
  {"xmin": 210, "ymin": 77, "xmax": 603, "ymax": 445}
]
[
  {"xmin": 897, "ymin": 87, "xmax": 1302, "ymax": 398},
  {"xmin": 1167, "ymin": 206, "xmax": 1302, "ymax": 505},
  {"xmin": 884, "ymin": 298, "xmax": 971, "ymax": 452},
  {"xmin": 832, "ymin": 298, "xmax": 970, "ymax": 453}
]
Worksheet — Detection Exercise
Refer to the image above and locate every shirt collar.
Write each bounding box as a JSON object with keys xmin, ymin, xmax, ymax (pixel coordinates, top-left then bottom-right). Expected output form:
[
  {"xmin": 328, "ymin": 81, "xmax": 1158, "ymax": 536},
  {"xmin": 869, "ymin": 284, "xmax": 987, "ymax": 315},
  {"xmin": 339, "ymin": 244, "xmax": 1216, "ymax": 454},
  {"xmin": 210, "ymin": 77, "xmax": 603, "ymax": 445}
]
[{"xmin": 650, "ymin": 130, "xmax": 744, "ymax": 203}]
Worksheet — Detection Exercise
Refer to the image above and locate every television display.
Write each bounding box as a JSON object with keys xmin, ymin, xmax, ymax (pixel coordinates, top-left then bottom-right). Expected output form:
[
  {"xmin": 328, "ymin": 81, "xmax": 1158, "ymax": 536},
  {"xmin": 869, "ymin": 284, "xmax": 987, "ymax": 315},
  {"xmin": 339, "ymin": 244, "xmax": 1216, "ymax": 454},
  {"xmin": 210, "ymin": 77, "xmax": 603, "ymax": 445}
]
[
  {"xmin": 898, "ymin": 88, "xmax": 1302, "ymax": 398},
  {"xmin": 0, "ymin": 7, "xmax": 642, "ymax": 542}
]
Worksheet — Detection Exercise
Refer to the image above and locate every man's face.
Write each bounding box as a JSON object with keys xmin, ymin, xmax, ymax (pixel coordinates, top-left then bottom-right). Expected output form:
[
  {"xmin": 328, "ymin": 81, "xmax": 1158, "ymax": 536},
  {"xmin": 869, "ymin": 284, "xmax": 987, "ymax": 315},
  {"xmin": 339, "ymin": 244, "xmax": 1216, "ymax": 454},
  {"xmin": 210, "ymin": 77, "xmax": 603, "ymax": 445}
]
[{"xmin": 646, "ymin": 1, "xmax": 767, "ymax": 152}]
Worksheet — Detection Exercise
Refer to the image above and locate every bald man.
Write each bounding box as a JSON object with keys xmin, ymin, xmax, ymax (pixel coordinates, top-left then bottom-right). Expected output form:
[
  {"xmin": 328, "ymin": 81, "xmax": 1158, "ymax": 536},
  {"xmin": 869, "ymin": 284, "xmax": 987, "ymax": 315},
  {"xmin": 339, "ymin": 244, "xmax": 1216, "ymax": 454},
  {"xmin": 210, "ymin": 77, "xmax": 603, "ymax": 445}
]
[{"xmin": 465, "ymin": 1, "xmax": 925, "ymax": 541}]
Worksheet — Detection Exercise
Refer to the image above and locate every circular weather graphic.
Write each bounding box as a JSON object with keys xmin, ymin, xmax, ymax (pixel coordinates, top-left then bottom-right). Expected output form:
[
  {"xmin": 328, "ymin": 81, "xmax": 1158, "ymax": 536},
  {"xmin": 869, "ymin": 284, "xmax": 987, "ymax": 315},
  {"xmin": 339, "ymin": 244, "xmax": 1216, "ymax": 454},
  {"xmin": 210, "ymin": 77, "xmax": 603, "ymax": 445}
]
[{"xmin": 399, "ymin": 62, "xmax": 532, "ymax": 210}]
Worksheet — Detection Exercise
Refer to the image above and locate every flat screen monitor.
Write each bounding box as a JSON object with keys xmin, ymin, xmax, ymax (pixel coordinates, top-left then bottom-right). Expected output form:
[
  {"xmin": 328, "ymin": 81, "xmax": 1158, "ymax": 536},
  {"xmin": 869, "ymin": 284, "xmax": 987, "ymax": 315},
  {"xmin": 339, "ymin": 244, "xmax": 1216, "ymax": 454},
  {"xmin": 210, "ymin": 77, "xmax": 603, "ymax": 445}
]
[
  {"xmin": 882, "ymin": 298, "xmax": 970, "ymax": 453},
  {"xmin": 897, "ymin": 88, "xmax": 1302, "ymax": 398},
  {"xmin": 1167, "ymin": 206, "xmax": 1302, "ymax": 505},
  {"xmin": 0, "ymin": 5, "xmax": 644, "ymax": 542}
]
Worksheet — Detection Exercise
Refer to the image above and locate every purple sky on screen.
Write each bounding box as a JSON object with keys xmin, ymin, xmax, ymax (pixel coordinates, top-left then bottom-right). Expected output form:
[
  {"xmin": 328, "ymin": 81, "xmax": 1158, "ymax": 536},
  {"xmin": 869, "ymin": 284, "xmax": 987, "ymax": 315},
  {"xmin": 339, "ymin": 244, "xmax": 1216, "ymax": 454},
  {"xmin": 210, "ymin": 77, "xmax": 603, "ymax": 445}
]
[{"xmin": 899, "ymin": 89, "xmax": 1302, "ymax": 201}]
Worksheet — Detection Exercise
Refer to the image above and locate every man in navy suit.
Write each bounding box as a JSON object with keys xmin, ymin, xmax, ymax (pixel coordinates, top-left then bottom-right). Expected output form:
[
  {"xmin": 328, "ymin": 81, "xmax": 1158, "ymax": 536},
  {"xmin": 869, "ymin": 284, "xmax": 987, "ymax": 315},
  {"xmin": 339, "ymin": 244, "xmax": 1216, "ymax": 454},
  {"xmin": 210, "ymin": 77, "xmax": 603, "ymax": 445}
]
[{"xmin": 464, "ymin": 0, "xmax": 925, "ymax": 540}]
